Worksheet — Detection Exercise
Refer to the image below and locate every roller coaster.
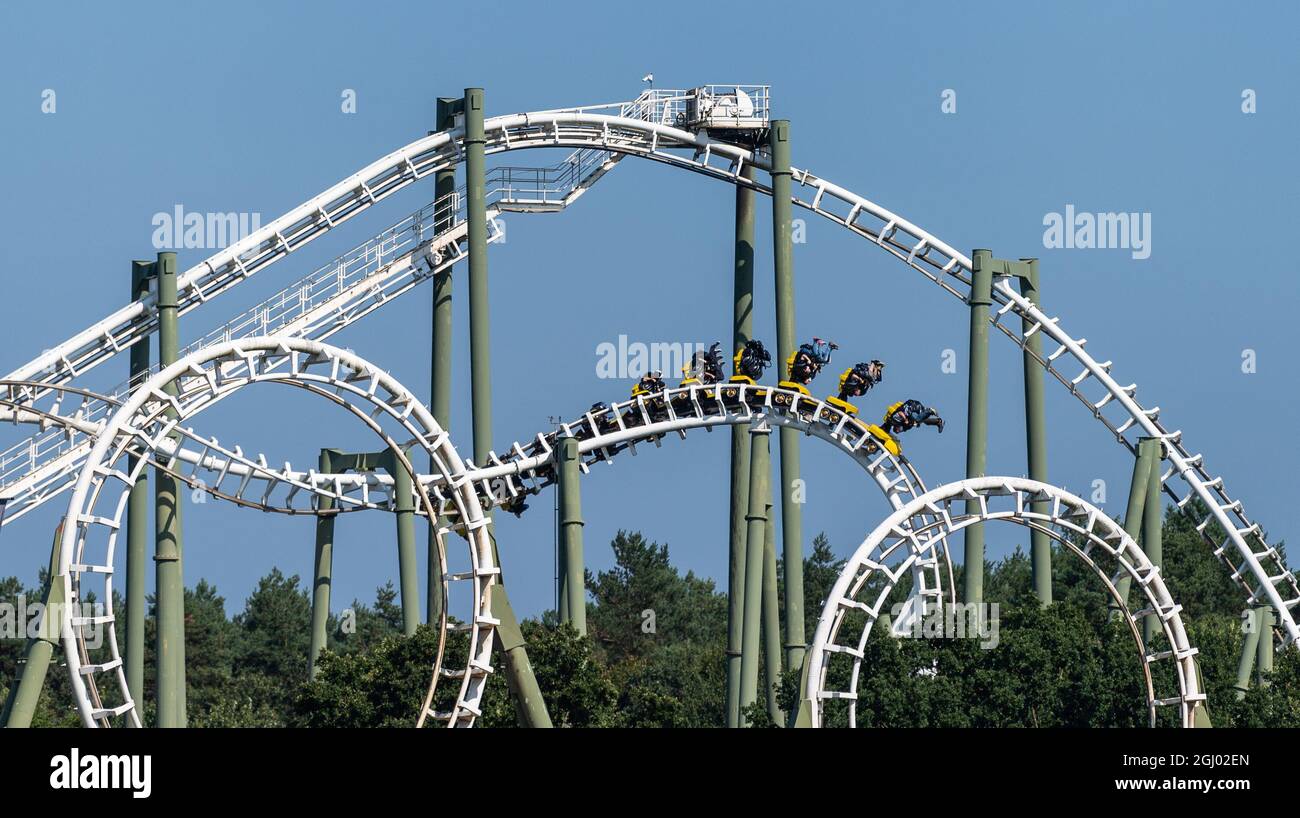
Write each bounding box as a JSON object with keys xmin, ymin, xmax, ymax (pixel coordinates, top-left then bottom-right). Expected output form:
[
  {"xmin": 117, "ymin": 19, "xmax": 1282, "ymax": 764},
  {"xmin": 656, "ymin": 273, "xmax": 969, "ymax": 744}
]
[{"xmin": 0, "ymin": 84, "xmax": 1292, "ymax": 729}]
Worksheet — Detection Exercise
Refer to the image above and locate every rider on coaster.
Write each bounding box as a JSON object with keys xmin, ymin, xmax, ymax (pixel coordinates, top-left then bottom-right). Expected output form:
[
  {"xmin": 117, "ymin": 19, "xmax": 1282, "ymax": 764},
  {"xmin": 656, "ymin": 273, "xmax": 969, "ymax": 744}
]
[
  {"xmin": 785, "ymin": 337, "xmax": 838, "ymax": 387},
  {"xmin": 682, "ymin": 342, "xmax": 726, "ymax": 385},
  {"xmin": 882, "ymin": 399, "xmax": 945, "ymax": 435},
  {"xmin": 836, "ymin": 360, "xmax": 886, "ymax": 403},
  {"xmin": 733, "ymin": 339, "xmax": 772, "ymax": 382},
  {"xmin": 631, "ymin": 370, "xmax": 666, "ymax": 398}
]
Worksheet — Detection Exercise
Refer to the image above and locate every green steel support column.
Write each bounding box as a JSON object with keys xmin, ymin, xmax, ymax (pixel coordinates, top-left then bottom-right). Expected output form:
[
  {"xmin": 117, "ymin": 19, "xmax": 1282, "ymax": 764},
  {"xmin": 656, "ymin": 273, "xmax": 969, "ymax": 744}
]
[
  {"xmin": 791, "ymin": 698, "xmax": 813, "ymax": 728},
  {"xmin": 464, "ymin": 87, "xmax": 493, "ymax": 470},
  {"xmin": 1192, "ymin": 658, "xmax": 1213, "ymax": 728},
  {"xmin": 309, "ymin": 449, "xmax": 336, "ymax": 677},
  {"xmin": 3, "ymin": 592, "xmax": 61, "ymax": 729},
  {"xmin": 2, "ymin": 525, "xmax": 63, "ymax": 727},
  {"xmin": 738, "ymin": 420, "xmax": 771, "ymax": 726},
  {"xmin": 1018, "ymin": 258, "xmax": 1051, "ymax": 606},
  {"xmin": 389, "ymin": 449, "xmax": 420, "ymax": 637},
  {"xmin": 1140, "ymin": 437, "xmax": 1164, "ymax": 643},
  {"xmin": 963, "ymin": 250, "xmax": 994, "ymax": 605},
  {"xmin": 125, "ymin": 259, "xmax": 152, "ymax": 717},
  {"xmin": 1234, "ymin": 608, "xmax": 1261, "ymax": 699},
  {"xmin": 762, "ymin": 487, "xmax": 785, "ymax": 726},
  {"xmin": 153, "ymin": 251, "xmax": 186, "ymax": 728},
  {"xmin": 461, "ymin": 87, "xmax": 545, "ymax": 726},
  {"xmin": 556, "ymin": 507, "xmax": 569, "ymax": 622},
  {"xmin": 489, "ymin": 584, "xmax": 553, "ymax": 727},
  {"xmin": 428, "ymin": 97, "xmax": 458, "ymax": 627},
  {"xmin": 557, "ymin": 435, "xmax": 586, "ymax": 634},
  {"xmin": 463, "ymin": 87, "xmax": 499, "ymax": 612},
  {"xmin": 487, "ymin": 556, "xmax": 550, "ymax": 728},
  {"xmin": 311, "ymin": 447, "xmax": 418, "ymax": 641},
  {"xmin": 1110, "ymin": 441, "xmax": 1155, "ymax": 616},
  {"xmin": 726, "ymin": 163, "xmax": 757, "ymax": 728},
  {"xmin": 1257, "ymin": 606, "xmax": 1274, "ymax": 687},
  {"xmin": 770, "ymin": 120, "xmax": 806, "ymax": 677}
]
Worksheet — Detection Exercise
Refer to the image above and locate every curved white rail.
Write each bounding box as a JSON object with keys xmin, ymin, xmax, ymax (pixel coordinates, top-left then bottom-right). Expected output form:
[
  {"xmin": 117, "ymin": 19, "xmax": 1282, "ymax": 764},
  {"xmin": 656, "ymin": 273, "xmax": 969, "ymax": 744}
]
[
  {"xmin": 56, "ymin": 339, "xmax": 495, "ymax": 728},
  {"xmin": 805, "ymin": 476, "xmax": 1206, "ymax": 728},
  {"xmin": 55, "ymin": 355, "xmax": 959, "ymax": 727},
  {"xmin": 0, "ymin": 144, "xmax": 623, "ymax": 521},
  {"xmin": 4, "ymin": 100, "xmax": 1291, "ymax": 645},
  {"xmin": 55, "ymin": 374, "xmax": 958, "ymax": 601}
]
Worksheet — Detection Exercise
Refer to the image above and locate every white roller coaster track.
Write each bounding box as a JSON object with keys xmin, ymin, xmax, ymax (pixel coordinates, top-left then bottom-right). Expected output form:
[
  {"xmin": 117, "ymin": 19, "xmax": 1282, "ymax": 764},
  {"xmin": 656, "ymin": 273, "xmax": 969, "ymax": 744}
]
[
  {"xmin": 3, "ymin": 372, "xmax": 958, "ymax": 635},
  {"xmin": 56, "ymin": 339, "xmax": 496, "ymax": 728},
  {"xmin": 0, "ymin": 146, "xmax": 620, "ymax": 523},
  {"xmin": 806, "ymin": 477, "xmax": 1207, "ymax": 728},
  {"xmin": 2, "ymin": 89, "xmax": 1293, "ymax": 645},
  {"xmin": 58, "ymin": 340, "xmax": 954, "ymax": 728}
]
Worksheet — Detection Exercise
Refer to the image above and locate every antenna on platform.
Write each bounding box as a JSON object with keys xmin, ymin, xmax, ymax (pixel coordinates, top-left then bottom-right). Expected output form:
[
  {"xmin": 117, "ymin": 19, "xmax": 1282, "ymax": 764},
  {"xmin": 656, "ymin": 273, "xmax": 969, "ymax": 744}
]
[{"xmin": 641, "ymin": 73, "xmax": 654, "ymax": 88}]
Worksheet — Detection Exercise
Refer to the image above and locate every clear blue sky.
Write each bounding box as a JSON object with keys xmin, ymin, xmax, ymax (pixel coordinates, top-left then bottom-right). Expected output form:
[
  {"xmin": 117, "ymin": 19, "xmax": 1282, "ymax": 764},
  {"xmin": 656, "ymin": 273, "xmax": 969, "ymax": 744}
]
[{"xmin": 1, "ymin": 1, "xmax": 1297, "ymax": 624}]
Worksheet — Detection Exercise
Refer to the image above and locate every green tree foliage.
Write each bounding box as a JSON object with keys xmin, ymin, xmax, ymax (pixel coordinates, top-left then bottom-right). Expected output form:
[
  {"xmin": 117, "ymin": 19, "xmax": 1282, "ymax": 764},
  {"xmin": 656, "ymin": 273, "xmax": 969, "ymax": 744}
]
[
  {"xmin": 233, "ymin": 568, "xmax": 311, "ymax": 680},
  {"xmin": 586, "ymin": 530, "xmax": 726, "ymax": 663},
  {"xmin": 834, "ymin": 597, "xmax": 1148, "ymax": 728},
  {"xmin": 182, "ymin": 580, "xmax": 240, "ymax": 716},
  {"xmin": 293, "ymin": 624, "xmax": 448, "ymax": 728},
  {"xmin": 5, "ymin": 502, "xmax": 1300, "ymax": 728},
  {"xmin": 1161, "ymin": 501, "xmax": 1257, "ymax": 620},
  {"xmin": 329, "ymin": 581, "xmax": 403, "ymax": 655},
  {"xmin": 775, "ymin": 532, "xmax": 844, "ymax": 641},
  {"xmin": 505, "ymin": 622, "xmax": 620, "ymax": 727}
]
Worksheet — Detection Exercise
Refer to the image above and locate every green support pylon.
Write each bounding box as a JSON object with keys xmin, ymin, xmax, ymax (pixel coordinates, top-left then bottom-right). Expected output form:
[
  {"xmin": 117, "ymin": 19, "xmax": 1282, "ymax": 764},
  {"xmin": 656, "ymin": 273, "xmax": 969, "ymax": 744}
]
[
  {"xmin": 460, "ymin": 87, "xmax": 544, "ymax": 725},
  {"xmin": 762, "ymin": 486, "xmax": 785, "ymax": 726},
  {"xmin": 791, "ymin": 698, "xmax": 813, "ymax": 728},
  {"xmin": 488, "ymin": 548, "xmax": 548, "ymax": 728},
  {"xmin": 153, "ymin": 251, "xmax": 186, "ymax": 728},
  {"xmin": 1192, "ymin": 658, "xmax": 1213, "ymax": 728},
  {"xmin": 125, "ymin": 259, "xmax": 152, "ymax": 717},
  {"xmin": 2, "ymin": 524, "xmax": 64, "ymax": 727},
  {"xmin": 1140, "ymin": 437, "xmax": 1164, "ymax": 643},
  {"xmin": 1018, "ymin": 258, "xmax": 1051, "ymax": 606},
  {"xmin": 963, "ymin": 250, "xmax": 993, "ymax": 605},
  {"xmin": 738, "ymin": 419, "xmax": 771, "ymax": 726},
  {"xmin": 428, "ymin": 96, "xmax": 459, "ymax": 627},
  {"xmin": 462, "ymin": 86, "xmax": 506, "ymax": 604},
  {"xmin": 769, "ymin": 120, "xmax": 806, "ymax": 679},
  {"xmin": 489, "ymin": 584, "xmax": 553, "ymax": 727},
  {"xmin": 1257, "ymin": 605, "xmax": 1274, "ymax": 687},
  {"xmin": 557, "ymin": 435, "xmax": 586, "ymax": 634},
  {"xmin": 310, "ymin": 447, "xmax": 421, "ymax": 639},
  {"xmin": 726, "ymin": 163, "xmax": 756, "ymax": 728},
  {"xmin": 557, "ymin": 502, "xmax": 569, "ymax": 621},
  {"xmin": 388, "ymin": 448, "xmax": 420, "ymax": 637},
  {"xmin": 1234, "ymin": 607, "xmax": 1261, "ymax": 700},
  {"xmin": 464, "ymin": 87, "xmax": 493, "ymax": 470},
  {"xmin": 1111, "ymin": 439, "xmax": 1156, "ymax": 617},
  {"xmin": 309, "ymin": 448, "xmax": 336, "ymax": 677}
]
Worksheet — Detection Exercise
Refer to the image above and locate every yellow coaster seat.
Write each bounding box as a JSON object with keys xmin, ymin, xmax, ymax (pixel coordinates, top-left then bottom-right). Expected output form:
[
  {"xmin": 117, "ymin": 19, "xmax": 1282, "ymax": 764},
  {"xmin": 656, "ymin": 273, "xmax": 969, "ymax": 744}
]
[
  {"xmin": 825, "ymin": 396, "xmax": 859, "ymax": 416},
  {"xmin": 721, "ymin": 375, "xmax": 765, "ymax": 409},
  {"xmin": 774, "ymin": 381, "xmax": 820, "ymax": 418},
  {"xmin": 673, "ymin": 378, "xmax": 717, "ymax": 410},
  {"xmin": 861, "ymin": 423, "xmax": 902, "ymax": 456}
]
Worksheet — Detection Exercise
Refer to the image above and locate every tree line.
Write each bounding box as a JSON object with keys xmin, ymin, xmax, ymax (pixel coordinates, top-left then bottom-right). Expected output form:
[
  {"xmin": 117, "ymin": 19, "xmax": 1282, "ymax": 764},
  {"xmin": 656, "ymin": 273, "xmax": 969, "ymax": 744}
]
[{"xmin": 2, "ymin": 504, "xmax": 1297, "ymax": 727}]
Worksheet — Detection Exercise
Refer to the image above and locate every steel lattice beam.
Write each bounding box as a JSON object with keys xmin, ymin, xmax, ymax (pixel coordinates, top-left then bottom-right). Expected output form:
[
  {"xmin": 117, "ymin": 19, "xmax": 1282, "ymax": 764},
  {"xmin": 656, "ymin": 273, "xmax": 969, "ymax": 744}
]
[
  {"xmin": 0, "ymin": 90, "xmax": 1289, "ymax": 659},
  {"xmin": 805, "ymin": 476, "xmax": 1207, "ymax": 729},
  {"xmin": 54, "ymin": 339, "xmax": 495, "ymax": 728}
]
